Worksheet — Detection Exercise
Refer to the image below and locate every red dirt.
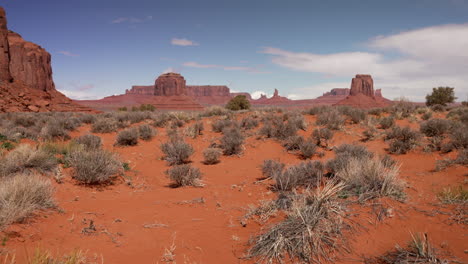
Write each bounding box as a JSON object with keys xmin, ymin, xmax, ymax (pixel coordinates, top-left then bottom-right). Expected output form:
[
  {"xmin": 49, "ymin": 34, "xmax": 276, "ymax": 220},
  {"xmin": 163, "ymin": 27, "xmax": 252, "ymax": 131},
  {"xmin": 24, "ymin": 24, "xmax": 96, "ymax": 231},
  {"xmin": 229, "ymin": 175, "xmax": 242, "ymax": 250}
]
[{"xmin": 1, "ymin": 114, "xmax": 466, "ymax": 264}]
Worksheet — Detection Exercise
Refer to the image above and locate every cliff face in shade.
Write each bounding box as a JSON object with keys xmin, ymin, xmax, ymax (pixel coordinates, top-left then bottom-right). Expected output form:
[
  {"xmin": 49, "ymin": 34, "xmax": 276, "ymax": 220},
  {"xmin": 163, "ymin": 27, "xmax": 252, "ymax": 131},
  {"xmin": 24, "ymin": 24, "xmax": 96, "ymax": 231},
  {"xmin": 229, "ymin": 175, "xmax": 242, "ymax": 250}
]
[
  {"xmin": 322, "ymin": 88, "xmax": 350, "ymax": 96},
  {"xmin": 154, "ymin": 72, "xmax": 187, "ymax": 96},
  {"xmin": 186, "ymin": 85, "xmax": 230, "ymax": 97},
  {"xmin": 350, "ymin": 74, "xmax": 374, "ymax": 97},
  {"xmin": 0, "ymin": 7, "xmax": 12, "ymax": 83},
  {"xmin": 0, "ymin": 6, "xmax": 95, "ymax": 113}
]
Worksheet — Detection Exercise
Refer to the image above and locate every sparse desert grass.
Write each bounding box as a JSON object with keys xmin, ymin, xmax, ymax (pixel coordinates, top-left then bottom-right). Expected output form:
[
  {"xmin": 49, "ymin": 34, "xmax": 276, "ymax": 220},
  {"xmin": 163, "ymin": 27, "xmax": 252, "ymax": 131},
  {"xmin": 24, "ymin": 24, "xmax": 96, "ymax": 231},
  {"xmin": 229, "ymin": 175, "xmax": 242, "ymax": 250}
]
[
  {"xmin": 283, "ymin": 135, "xmax": 304, "ymax": 151},
  {"xmin": 72, "ymin": 134, "xmax": 102, "ymax": 150},
  {"xmin": 161, "ymin": 140, "xmax": 194, "ymax": 165},
  {"xmin": 437, "ymin": 186, "xmax": 468, "ymax": 204},
  {"xmin": 316, "ymin": 109, "xmax": 345, "ymax": 130},
  {"xmin": 220, "ymin": 127, "xmax": 244, "ymax": 155},
  {"xmin": 91, "ymin": 118, "xmax": 118, "ymax": 133},
  {"xmin": 312, "ymin": 127, "xmax": 333, "ymax": 147},
  {"xmin": 248, "ymin": 182, "xmax": 348, "ymax": 263},
  {"xmin": 304, "ymin": 105, "xmax": 331, "ymax": 115},
  {"xmin": 138, "ymin": 124, "xmax": 156, "ymax": 141},
  {"xmin": 202, "ymin": 147, "xmax": 222, "ymax": 165},
  {"xmin": 0, "ymin": 174, "xmax": 55, "ymax": 230},
  {"xmin": 435, "ymin": 149, "xmax": 468, "ymax": 171},
  {"xmin": 365, "ymin": 233, "xmax": 447, "ymax": 264},
  {"xmin": 261, "ymin": 159, "xmax": 285, "ymax": 179},
  {"xmin": 115, "ymin": 127, "xmax": 139, "ymax": 146},
  {"xmin": 67, "ymin": 149, "xmax": 122, "ymax": 184},
  {"xmin": 166, "ymin": 164, "xmax": 202, "ymax": 187},
  {"xmin": 200, "ymin": 105, "xmax": 231, "ymax": 117},
  {"xmin": 0, "ymin": 144, "xmax": 57, "ymax": 177},
  {"xmin": 385, "ymin": 126, "xmax": 421, "ymax": 154}
]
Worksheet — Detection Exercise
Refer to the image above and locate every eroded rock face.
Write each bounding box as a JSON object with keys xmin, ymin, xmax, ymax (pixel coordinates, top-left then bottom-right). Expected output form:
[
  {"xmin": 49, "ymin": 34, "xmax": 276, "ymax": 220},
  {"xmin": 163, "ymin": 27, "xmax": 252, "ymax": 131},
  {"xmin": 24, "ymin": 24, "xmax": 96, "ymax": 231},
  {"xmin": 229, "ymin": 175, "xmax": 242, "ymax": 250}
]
[
  {"xmin": 350, "ymin": 74, "xmax": 374, "ymax": 97},
  {"xmin": 0, "ymin": 7, "xmax": 12, "ymax": 83},
  {"xmin": 7, "ymin": 31, "xmax": 55, "ymax": 92},
  {"xmin": 186, "ymin": 85, "xmax": 230, "ymax": 97},
  {"xmin": 126, "ymin": 85, "xmax": 154, "ymax": 95},
  {"xmin": 323, "ymin": 88, "xmax": 350, "ymax": 96},
  {"xmin": 154, "ymin": 73, "xmax": 186, "ymax": 96}
]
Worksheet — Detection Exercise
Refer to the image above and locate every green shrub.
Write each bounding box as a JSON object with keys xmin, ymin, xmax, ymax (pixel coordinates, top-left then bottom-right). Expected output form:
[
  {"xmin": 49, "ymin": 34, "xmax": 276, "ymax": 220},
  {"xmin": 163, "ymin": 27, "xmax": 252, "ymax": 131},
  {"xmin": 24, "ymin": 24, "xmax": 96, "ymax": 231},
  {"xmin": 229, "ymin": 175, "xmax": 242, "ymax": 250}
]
[
  {"xmin": 226, "ymin": 95, "xmax": 251, "ymax": 111},
  {"xmin": 426, "ymin": 87, "xmax": 456, "ymax": 106}
]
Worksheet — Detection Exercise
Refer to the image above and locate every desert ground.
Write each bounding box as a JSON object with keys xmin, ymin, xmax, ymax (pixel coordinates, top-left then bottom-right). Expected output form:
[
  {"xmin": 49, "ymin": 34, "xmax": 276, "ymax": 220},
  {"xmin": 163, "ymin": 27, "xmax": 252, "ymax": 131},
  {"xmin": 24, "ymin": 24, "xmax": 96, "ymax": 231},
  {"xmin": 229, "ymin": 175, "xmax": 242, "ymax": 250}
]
[{"xmin": 0, "ymin": 104, "xmax": 466, "ymax": 264}]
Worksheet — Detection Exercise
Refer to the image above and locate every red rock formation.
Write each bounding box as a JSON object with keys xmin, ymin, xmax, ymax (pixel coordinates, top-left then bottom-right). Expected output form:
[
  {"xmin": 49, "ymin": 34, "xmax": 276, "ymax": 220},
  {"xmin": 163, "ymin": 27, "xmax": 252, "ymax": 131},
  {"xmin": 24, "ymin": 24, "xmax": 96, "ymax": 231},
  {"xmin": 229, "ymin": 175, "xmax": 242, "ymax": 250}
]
[
  {"xmin": 252, "ymin": 89, "xmax": 292, "ymax": 105},
  {"xmin": 350, "ymin": 74, "xmax": 374, "ymax": 97},
  {"xmin": 0, "ymin": 7, "xmax": 12, "ymax": 83},
  {"xmin": 322, "ymin": 88, "xmax": 350, "ymax": 97},
  {"xmin": 155, "ymin": 72, "xmax": 186, "ymax": 96},
  {"xmin": 126, "ymin": 85, "xmax": 154, "ymax": 95},
  {"xmin": 230, "ymin": 92, "xmax": 252, "ymax": 100},
  {"xmin": 186, "ymin": 85, "xmax": 230, "ymax": 97},
  {"xmin": 0, "ymin": 6, "xmax": 94, "ymax": 113}
]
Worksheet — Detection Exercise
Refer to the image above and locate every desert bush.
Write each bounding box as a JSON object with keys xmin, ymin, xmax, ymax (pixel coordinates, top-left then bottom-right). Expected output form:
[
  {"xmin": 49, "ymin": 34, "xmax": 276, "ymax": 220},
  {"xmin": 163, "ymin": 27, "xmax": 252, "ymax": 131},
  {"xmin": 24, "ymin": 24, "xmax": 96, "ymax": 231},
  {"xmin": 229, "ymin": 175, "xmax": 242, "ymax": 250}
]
[
  {"xmin": 241, "ymin": 117, "xmax": 259, "ymax": 130},
  {"xmin": 67, "ymin": 149, "xmax": 122, "ymax": 184},
  {"xmin": 448, "ymin": 122, "xmax": 468, "ymax": 149},
  {"xmin": 161, "ymin": 140, "xmax": 194, "ymax": 165},
  {"xmin": 185, "ymin": 122, "xmax": 204, "ymax": 139},
  {"xmin": 316, "ymin": 109, "xmax": 345, "ymax": 130},
  {"xmin": 226, "ymin": 95, "xmax": 251, "ymax": 111},
  {"xmin": 426, "ymin": 86, "xmax": 456, "ymax": 106},
  {"xmin": 0, "ymin": 174, "xmax": 55, "ymax": 230},
  {"xmin": 152, "ymin": 113, "xmax": 170, "ymax": 128},
  {"xmin": 299, "ymin": 139, "xmax": 317, "ymax": 159},
  {"xmin": 212, "ymin": 119, "xmax": 236, "ymax": 133},
  {"xmin": 200, "ymin": 106, "xmax": 230, "ymax": 117},
  {"xmin": 0, "ymin": 145, "xmax": 57, "ymax": 177},
  {"xmin": 381, "ymin": 154, "xmax": 397, "ymax": 169},
  {"xmin": 203, "ymin": 148, "xmax": 222, "ymax": 165},
  {"xmin": 169, "ymin": 119, "xmax": 185, "ymax": 129},
  {"xmin": 386, "ymin": 126, "xmax": 421, "ymax": 154},
  {"xmin": 72, "ymin": 134, "xmax": 102, "ymax": 150},
  {"xmin": 274, "ymin": 161, "xmax": 324, "ymax": 191},
  {"xmin": 284, "ymin": 111, "xmax": 307, "ymax": 130},
  {"xmin": 346, "ymin": 108, "xmax": 367, "ymax": 124},
  {"xmin": 421, "ymin": 111, "xmax": 432, "ymax": 120},
  {"xmin": 248, "ymin": 182, "xmax": 348, "ymax": 263},
  {"xmin": 283, "ymin": 135, "xmax": 304, "ymax": 151},
  {"xmin": 40, "ymin": 120, "xmax": 71, "ymax": 141},
  {"xmin": 312, "ymin": 127, "xmax": 333, "ymax": 147},
  {"xmin": 115, "ymin": 127, "xmax": 139, "ymax": 146},
  {"xmin": 304, "ymin": 105, "xmax": 331, "ymax": 115},
  {"xmin": 391, "ymin": 97, "xmax": 416, "ymax": 118},
  {"xmin": 11, "ymin": 113, "xmax": 36, "ymax": 127},
  {"xmin": 220, "ymin": 127, "xmax": 244, "ymax": 155},
  {"xmin": 446, "ymin": 107, "xmax": 468, "ymax": 125},
  {"xmin": 335, "ymin": 156, "xmax": 404, "ymax": 200},
  {"xmin": 138, "ymin": 124, "xmax": 156, "ymax": 141},
  {"xmin": 77, "ymin": 113, "xmax": 96, "ymax": 124},
  {"xmin": 436, "ymin": 148, "xmax": 468, "ymax": 171},
  {"xmin": 379, "ymin": 116, "xmax": 395, "ymax": 129},
  {"xmin": 91, "ymin": 118, "xmax": 118, "ymax": 133},
  {"xmin": 261, "ymin": 160, "xmax": 285, "ymax": 179},
  {"xmin": 420, "ymin": 119, "xmax": 450, "ymax": 137},
  {"xmin": 166, "ymin": 164, "xmax": 202, "ymax": 187},
  {"xmin": 327, "ymin": 144, "xmax": 373, "ymax": 174},
  {"xmin": 260, "ymin": 116, "xmax": 298, "ymax": 140},
  {"xmin": 366, "ymin": 233, "xmax": 447, "ymax": 264},
  {"xmin": 368, "ymin": 108, "xmax": 384, "ymax": 116},
  {"xmin": 437, "ymin": 186, "xmax": 468, "ymax": 204}
]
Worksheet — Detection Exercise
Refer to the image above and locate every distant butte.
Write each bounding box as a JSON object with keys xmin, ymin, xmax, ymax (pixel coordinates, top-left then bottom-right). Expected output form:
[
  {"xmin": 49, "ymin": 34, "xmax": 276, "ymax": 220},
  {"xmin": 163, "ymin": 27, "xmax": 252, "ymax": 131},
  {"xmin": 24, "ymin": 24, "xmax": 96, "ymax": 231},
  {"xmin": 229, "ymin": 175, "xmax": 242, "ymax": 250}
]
[{"xmin": 334, "ymin": 74, "xmax": 391, "ymax": 108}]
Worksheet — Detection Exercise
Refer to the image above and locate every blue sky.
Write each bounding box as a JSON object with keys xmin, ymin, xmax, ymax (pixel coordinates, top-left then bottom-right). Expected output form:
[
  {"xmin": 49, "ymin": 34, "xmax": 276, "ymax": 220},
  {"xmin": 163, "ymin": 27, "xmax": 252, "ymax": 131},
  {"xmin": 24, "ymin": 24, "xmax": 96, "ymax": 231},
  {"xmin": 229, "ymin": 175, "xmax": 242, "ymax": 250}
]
[{"xmin": 2, "ymin": 0, "xmax": 468, "ymax": 101}]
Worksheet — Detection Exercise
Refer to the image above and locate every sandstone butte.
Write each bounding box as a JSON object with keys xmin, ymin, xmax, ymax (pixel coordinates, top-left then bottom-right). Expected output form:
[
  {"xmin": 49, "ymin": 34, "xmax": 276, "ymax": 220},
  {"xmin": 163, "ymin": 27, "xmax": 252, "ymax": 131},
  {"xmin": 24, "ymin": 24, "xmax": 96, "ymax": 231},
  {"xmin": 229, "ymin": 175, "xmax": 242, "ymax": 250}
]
[
  {"xmin": 334, "ymin": 74, "xmax": 392, "ymax": 108},
  {"xmin": 0, "ymin": 7, "xmax": 94, "ymax": 113}
]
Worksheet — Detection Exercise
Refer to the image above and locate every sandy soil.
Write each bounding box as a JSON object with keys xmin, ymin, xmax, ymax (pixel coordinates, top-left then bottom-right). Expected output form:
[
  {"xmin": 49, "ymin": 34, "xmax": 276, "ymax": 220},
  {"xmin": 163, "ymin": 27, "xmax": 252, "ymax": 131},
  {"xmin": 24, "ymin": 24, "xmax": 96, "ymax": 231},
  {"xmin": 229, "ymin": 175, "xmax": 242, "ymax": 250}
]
[{"xmin": 1, "ymin": 113, "xmax": 466, "ymax": 264}]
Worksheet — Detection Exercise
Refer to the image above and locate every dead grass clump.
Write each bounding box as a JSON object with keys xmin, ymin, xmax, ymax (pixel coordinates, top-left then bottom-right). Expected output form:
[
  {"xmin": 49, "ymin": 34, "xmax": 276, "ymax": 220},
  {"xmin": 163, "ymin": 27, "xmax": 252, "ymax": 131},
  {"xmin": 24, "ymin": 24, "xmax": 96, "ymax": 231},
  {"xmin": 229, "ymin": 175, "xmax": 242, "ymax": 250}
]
[
  {"xmin": 365, "ymin": 233, "xmax": 447, "ymax": 264},
  {"xmin": 161, "ymin": 140, "xmax": 194, "ymax": 165},
  {"xmin": 202, "ymin": 148, "xmax": 222, "ymax": 165},
  {"xmin": 72, "ymin": 134, "xmax": 102, "ymax": 150},
  {"xmin": 248, "ymin": 182, "xmax": 348, "ymax": 263},
  {"xmin": 316, "ymin": 109, "xmax": 345, "ymax": 130},
  {"xmin": 166, "ymin": 164, "xmax": 202, "ymax": 187},
  {"xmin": 437, "ymin": 186, "xmax": 468, "ymax": 204},
  {"xmin": 335, "ymin": 157, "xmax": 405, "ymax": 200},
  {"xmin": 0, "ymin": 174, "xmax": 55, "ymax": 230},
  {"xmin": 138, "ymin": 124, "xmax": 156, "ymax": 141},
  {"xmin": 91, "ymin": 118, "xmax": 118, "ymax": 133},
  {"xmin": 299, "ymin": 139, "xmax": 317, "ymax": 159},
  {"xmin": 0, "ymin": 144, "xmax": 57, "ymax": 177},
  {"xmin": 67, "ymin": 149, "xmax": 122, "ymax": 184},
  {"xmin": 327, "ymin": 144, "xmax": 373, "ymax": 174},
  {"xmin": 312, "ymin": 127, "xmax": 333, "ymax": 147},
  {"xmin": 221, "ymin": 127, "xmax": 244, "ymax": 155},
  {"xmin": 386, "ymin": 126, "xmax": 421, "ymax": 154},
  {"xmin": 261, "ymin": 160, "xmax": 285, "ymax": 179},
  {"xmin": 115, "ymin": 127, "xmax": 139, "ymax": 146}
]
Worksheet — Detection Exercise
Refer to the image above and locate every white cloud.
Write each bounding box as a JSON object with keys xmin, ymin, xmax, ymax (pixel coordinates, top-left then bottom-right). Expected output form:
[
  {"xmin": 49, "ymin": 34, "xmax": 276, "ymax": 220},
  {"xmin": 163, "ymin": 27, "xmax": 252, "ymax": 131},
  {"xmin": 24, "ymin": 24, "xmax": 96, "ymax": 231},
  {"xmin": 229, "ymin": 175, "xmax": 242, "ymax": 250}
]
[
  {"xmin": 171, "ymin": 38, "xmax": 199, "ymax": 46},
  {"xmin": 58, "ymin": 90, "xmax": 100, "ymax": 100},
  {"xmin": 183, "ymin": 61, "xmax": 270, "ymax": 74},
  {"xmin": 261, "ymin": 23, "xmax": 468, "ymax": 101},
  {"xmin": 251, "ymin": 91, "xmax": 270, "ymax": 99},
  {"xmin": 162, "ymin": 67, "xmax": 178, "ymax": 73},
  {"xmin": 57, "ymin": 51, "xmax": 79, "ymax": 57}
]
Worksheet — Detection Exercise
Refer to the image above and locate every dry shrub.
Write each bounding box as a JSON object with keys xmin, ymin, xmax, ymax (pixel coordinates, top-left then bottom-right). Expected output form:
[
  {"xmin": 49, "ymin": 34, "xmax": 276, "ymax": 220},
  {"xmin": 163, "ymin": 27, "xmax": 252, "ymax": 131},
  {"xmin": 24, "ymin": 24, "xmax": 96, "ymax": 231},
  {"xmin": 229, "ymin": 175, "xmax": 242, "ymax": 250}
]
[
  {"xmin": 273, "ymin": 161, "xmax": 324, "ymax": 191},
  {"xmin": 420, "ymin": 119, "xmax": 451, "ymax": 137},
  {"xmin": 152, "ymin": 113, "xmax": 170, "ymax": 128},
  {"xmin": 260, "ymin": 117, "xmax": 298, "ymax": 140},
  {"xmin": 166, "ymin": 164, "xmax": 202, "ymax": 187},
  {"xmin": 161, "ymin": 140, "xmax": 194, "ymax": 165},
  {"xmin": 220, "ymin": 127, "xmax": 244, "ymax": 155},
  {"xmin": 316, "ymin": 109, "xmax": 345, "ymax": 130},
  {"xmin": 139, "ymin": 124, "xmax": 156, "ymax": 141},
  {"xmin": 40, "ymin": 120, "xmax": 71, "ymax": 140},
  {"xmin": 0, "ymin": 174, "xmax": 55, "ymax": 230},
  {"xmin": 283, "ymin": 135, "xmax": 304, "ymax": 151},
  {"xmin": 421, "ymin": 111, "xmax": 432, "ymax": 120},
  {"xmin": 363, "ymin": 127, "xmax": 378, "ymax": 141},
  {"xmin": 284, "ymin": 111, "xmax": 307, "ymax": 131},
  {"xmin": 185, "ymin": 122, "xmax": 204, "ymax": 139},
  {"xmin": 72, "ymin": 134, "xmax": 102, "ymax": 150},
  {"xmin": 0, "ymin": 144, "xmax": 57, "ymax": 177},
  {"xmin": 299, "ymin": 139, "xmax": 317, "ymax": 159},
  {"xmin": 67, "ymin": 149, "xmax": 122, "ymax": 184},
  {"xmin": 115, "ymin": 127, "xmax": 139, "ymax": 146},
  {"xmin": 379, "ymin": 116, "xmax": 395, "ymax": 129},
  {"xmin": 437, "ymin": 186, "xmax": 468, "ymax": 204},
  {"xmin": 346, "ymin": 108, "xmax": 367, "ymax": 124},
  {"xmin": 248, "ymin": 182, "xmax": 348, "ymax": 263},
  {"xmin": 212, "ymin": 119, "xmax": 236, "ymax": 133},
  {"xmin": 365, "ymin": 233, "xmax": 447, "ymax": 264},
  {"xmin": 435, "ymin": 149, "xmax": 468, "ymax": 171},
  {"xmin": 327, "ymin": 144, "xmax": 373, "ymax": 174},
  {"xmin": 203, "ymin": 148, "xmax": 222, "ymax": 165},
  {"xmin": 448, "ymin": 122, "xmax": 468, "ymax": 149},
  {"xmin": 261, "ymin": 160, "xmax": 285, "ymax": 179},
  {"xmin": 91, "ymin": 118, "xmax": 118, "ymax": 133},
  {"xmin": 386, "ymin": 126, "xmax": 421, "ymax": 154},
  {"xmin": 335, "ymin": 157, "xmax": 405, "ymax": 200},
  {"xmin": 200, "ymin": 106, "xmax": 230, "ymax": 117},
  {"xmin": 241, "ymin": 117, "xmax": 259, "ymax": 130},
  {"xmin": 312, "ymin": 127, "xmax": 333, "ymax": 147}
]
